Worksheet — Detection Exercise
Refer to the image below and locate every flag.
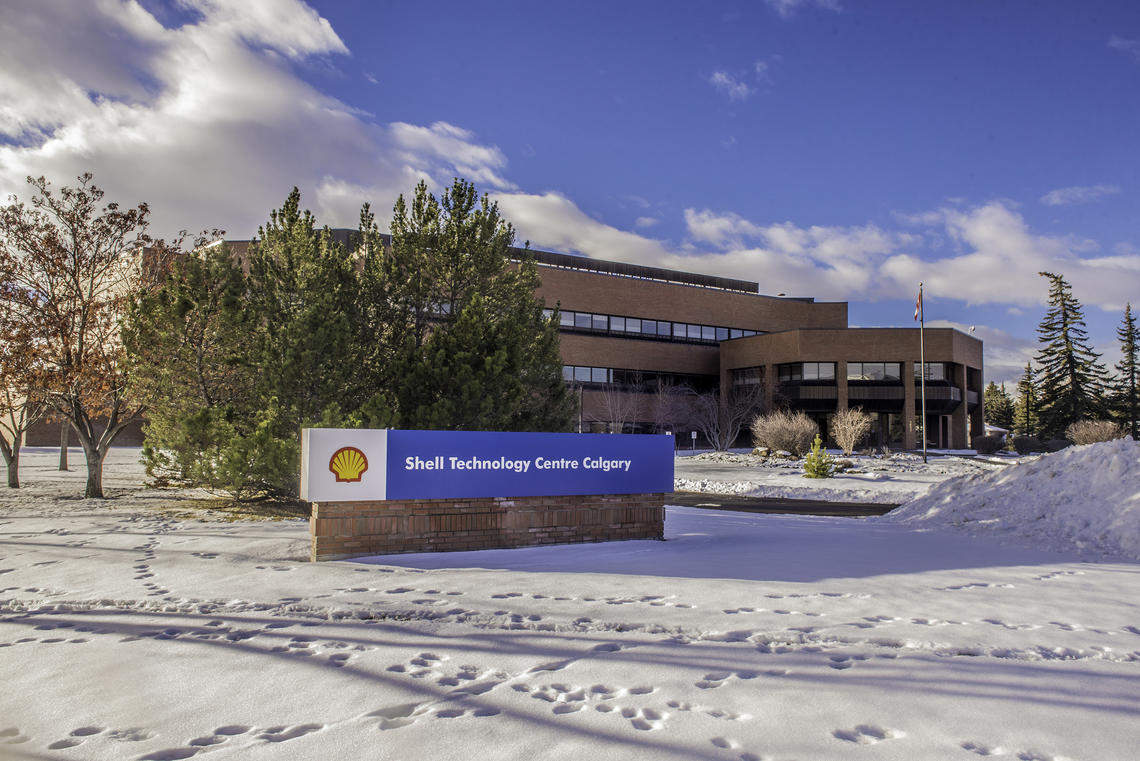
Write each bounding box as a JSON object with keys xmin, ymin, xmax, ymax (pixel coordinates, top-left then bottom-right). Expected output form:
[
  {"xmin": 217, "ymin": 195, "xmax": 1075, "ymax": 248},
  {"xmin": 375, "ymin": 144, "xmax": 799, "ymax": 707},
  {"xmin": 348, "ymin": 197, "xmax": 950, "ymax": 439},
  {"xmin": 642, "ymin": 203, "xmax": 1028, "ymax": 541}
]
[{"xmin": 914, "ymin": 287, "xmax": 922, "ymax": 321}]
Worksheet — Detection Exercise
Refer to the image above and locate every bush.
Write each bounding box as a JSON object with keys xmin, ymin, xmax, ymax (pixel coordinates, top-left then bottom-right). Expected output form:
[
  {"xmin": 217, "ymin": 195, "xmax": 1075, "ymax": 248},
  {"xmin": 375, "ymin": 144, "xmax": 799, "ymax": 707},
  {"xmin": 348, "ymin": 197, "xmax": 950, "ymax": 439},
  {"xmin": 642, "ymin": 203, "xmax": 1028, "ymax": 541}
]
[
  {"xmin": 751, "ymin": 409, "xmax": 819, "ymax": 457},
  {"xmin": 1065, "ymin": 420, "xmax": 1125, "ymax": 445},
  {"xmin": 802, "ymin": 435, "xmax": 835, "ymax": 478},
  {"xmin": 972, "ymin": 434, "xmax": 1004, "ymax": 455},
  {"xmin": 830, "ymin": 406, "xmax": 872, "ymax": 455},
  {"xmin": 1045, "ymin": 438, "xmax": 1072, "ymax": 452},
  {"xmin": 1012, "ymin": 435, "xmax": 1043, "ymax": 454}
]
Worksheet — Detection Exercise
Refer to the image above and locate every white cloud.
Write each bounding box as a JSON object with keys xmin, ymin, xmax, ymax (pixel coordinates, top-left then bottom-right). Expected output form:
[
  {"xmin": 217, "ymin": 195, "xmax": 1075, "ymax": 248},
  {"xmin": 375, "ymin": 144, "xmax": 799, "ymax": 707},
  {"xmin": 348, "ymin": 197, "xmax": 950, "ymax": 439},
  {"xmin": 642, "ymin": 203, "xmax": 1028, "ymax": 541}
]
[
  {"xmin": 634, "ymin": 216, "xmax": 659, "ymax": 229},
  {"xmin": 764, "ymin": 0, "xmax": 842, "ymax": 19},
  {"xmin": 709, "ymin": 71, "xmax": 754, "ymax": 101},
  {"xmin": 926, "ymin": 321, "xmax": 1035, "ymax": 386},
  {"xmin": 753, "ymin": 61, "xmax": 771, "ymax": 82},
  {"xmin": 1109, "ymin": 35, "xmax": 1140, "ymax": 63},
  {"xmin": 1040, "ymin": 184, "xmax": 1121, "ymax": 206},
  {"xmin": 0, "ymin": 0, "xmax": 513, "ymax": 239}
]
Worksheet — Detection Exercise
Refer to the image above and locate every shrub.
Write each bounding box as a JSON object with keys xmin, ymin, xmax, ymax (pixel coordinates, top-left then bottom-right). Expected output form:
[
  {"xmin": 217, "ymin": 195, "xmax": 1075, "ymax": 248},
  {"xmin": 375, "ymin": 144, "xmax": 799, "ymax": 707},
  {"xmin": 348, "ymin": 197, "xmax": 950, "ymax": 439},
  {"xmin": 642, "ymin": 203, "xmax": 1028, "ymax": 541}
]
[
  {"xmin": 751, "ymin": 409, "xmax": 819, "ymax": 457},
  {"xmin": 830, "ymin": 406, "xmax": 873, "ymax": 455},
  {"xmin": 1065, "ymin": 420, "xmax": 1125, "ymax": 445},
  {"xmin": 802, "ymin": 434, "xmax": 835, "ymax": 478},
  {"xmin": 1045, "ymin": 438, "xmax": 1072, "ymax": 452},
  {"xmin": 972, "ymin": 434, "xmax": 1004, "ymax": 455},
  {"xmin": 1011, "ymin": 435, "xmax": 1043, "ymax": 454}
]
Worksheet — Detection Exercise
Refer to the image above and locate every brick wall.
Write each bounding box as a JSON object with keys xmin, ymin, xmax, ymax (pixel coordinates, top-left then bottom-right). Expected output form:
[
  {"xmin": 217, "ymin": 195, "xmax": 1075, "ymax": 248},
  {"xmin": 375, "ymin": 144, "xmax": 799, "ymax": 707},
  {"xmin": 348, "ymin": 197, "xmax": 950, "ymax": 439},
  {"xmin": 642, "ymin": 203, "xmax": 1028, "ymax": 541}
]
[{"xmin": 310, "ymin": 493, "xmax": 667, "ymax": 562}]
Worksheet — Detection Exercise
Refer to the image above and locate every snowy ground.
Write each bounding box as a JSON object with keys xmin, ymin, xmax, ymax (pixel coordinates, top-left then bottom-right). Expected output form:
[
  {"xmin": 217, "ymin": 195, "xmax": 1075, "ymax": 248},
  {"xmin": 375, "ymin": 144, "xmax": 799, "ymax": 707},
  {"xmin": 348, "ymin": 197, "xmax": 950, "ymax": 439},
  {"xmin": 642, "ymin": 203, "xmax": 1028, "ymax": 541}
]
[
  {"xmin": 675, "ymin": 449, "xmax": 1013, "ymax": 504},
  {"xmin": 2, "ymin": 446, "xmax": 1139, "ymax": 761}
]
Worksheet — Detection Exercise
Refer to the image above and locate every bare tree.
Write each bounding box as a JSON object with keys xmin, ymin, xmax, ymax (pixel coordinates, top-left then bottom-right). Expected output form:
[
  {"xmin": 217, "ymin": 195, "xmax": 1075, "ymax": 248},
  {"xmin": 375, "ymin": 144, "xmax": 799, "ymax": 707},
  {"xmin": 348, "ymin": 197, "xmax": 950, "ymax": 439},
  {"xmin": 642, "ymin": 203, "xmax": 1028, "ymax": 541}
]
[
  {"xmin": 591, "ymin": 382, "xmax": 641, "ymax": 433},
  {"xmin": 649, "ymin": 381, "xmax": 687, "ymax": 435},
  {"xmin": 0, "ymin": 174, "xmax": 157, "ymax": 498},
  {"xmin": 831, "ymin": 406, "xmax": 873, "ymax": 455},
  {"xmin": 686, "ymin": 384, "xmax": 767, "ymax": 451}
]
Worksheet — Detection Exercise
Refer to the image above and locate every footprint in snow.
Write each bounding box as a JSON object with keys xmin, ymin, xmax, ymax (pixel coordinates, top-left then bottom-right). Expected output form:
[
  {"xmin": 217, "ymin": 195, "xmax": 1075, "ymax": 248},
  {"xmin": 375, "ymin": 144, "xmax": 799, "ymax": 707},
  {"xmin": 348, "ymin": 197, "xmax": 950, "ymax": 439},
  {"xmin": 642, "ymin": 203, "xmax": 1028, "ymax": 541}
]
[{"xmin": 832, "ymin": 724, "xmax": 904, "ymax": 744}]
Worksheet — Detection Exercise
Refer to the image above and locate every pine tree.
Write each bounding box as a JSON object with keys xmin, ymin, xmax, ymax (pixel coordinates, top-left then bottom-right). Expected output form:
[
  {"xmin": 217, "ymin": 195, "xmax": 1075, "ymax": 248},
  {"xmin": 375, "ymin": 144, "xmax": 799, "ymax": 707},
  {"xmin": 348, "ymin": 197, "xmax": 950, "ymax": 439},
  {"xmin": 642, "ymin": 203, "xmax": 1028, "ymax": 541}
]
[
  {"xmin": 1034, "ymin": 272, "xmax": 1110, "ymax": 438},
  {"xmin": 1114, "ymin": 303, "xmax": 1138, "ymax": 440},
  {"xmin": 983, "ymin": 381, "xmax": 1014, "ymax": 429},
  {"xmin": 123, "ymin": 240, "xmax": 259, "ymax": 491},
  {"xmin": 386, "ymin": 179, "xmax": 574, "ymax": 432},
  {"xmin": 243, "ymin": 188, "xmax": 367, "ymax": 494},
  {"xmin": 1013, "ymin": 362, "xmax": 1039, "ymax": 437}
]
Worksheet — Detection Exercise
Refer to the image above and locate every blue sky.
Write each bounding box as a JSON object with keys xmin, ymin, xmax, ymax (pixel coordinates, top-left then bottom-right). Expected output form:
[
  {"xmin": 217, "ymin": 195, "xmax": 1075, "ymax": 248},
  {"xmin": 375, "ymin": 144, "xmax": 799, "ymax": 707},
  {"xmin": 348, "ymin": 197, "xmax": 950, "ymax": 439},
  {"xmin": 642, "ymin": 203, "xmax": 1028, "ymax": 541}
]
[{"xmin": 1, "ymin": 0, "xmax": 1137, "ymax": 385}]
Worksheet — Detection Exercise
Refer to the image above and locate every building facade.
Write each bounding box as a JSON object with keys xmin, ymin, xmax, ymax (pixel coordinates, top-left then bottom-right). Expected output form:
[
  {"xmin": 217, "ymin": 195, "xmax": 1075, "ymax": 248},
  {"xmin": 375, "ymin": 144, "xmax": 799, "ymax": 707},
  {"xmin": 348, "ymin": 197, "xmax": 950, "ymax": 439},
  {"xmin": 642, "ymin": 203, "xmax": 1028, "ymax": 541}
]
[{"xmin": 530, "ymin": 249, "xmax": 983, "ymax": 450}]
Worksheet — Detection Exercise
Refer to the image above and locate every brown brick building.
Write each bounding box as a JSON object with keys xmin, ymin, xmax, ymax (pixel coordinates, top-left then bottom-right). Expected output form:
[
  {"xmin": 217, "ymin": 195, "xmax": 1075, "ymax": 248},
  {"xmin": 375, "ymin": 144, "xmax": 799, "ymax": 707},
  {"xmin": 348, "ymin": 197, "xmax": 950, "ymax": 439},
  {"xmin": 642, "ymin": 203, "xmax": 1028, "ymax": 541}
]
[{"xmin": 531, "ymin": 249, "xmax": 983, "ymax": 451}]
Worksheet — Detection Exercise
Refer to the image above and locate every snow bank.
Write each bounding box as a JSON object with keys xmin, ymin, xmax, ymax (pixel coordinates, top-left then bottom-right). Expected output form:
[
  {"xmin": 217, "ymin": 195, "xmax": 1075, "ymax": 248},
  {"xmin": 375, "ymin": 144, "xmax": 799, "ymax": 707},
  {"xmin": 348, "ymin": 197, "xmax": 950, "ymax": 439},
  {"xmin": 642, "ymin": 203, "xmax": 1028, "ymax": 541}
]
[{"xmin": 881, "ymin": 438, "xmax": 1140, "ymax": 560}]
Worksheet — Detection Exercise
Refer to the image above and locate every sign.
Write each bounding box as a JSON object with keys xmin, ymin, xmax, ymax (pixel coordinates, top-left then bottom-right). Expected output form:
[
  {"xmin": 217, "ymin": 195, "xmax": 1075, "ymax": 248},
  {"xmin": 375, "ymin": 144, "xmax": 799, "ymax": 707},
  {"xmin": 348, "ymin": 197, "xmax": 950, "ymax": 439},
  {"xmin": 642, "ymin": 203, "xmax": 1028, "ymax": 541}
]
[{"xmin": 301, "ymin": 429, "xmax": 674, "ymax": 502}]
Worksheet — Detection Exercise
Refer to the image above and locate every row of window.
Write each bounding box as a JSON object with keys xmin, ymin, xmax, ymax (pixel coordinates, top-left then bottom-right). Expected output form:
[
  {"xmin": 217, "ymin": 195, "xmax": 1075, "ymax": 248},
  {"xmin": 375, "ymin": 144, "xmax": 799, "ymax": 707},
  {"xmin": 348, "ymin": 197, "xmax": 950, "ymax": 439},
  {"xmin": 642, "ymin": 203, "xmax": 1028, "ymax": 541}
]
[
  {"xmin": 776, "ymin": 362, "xmax": 952, "ymax": 383},
  {"xmin": 544, "ymin": 308, "xmax": 760, "ymax": 344},
  {"xmin": 562, "ymin": 366, "xmax": 717, "ymax": 391}
]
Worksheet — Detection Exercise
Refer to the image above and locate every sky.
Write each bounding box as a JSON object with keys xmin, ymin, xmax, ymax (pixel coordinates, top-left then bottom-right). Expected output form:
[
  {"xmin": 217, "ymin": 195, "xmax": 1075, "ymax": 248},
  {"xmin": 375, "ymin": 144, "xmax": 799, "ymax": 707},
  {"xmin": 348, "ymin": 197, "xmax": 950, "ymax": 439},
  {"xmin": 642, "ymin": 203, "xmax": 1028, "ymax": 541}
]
[{"xmin": 1, "ymin": 0, "xmax": 1138, "ymax": 385}]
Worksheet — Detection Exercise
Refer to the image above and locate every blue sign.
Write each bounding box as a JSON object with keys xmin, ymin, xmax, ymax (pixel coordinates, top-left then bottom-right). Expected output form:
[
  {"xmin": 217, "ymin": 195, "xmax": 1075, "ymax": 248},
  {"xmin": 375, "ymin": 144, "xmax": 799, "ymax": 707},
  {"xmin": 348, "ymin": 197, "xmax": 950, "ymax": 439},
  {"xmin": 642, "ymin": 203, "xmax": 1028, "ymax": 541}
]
[
  {"xmin": 300, "ymin": 428, "xmax": 674, "ymax": 501},
  {"xmin": 386, "ymin": 430, "xmax": 674, "ymax": 500}
]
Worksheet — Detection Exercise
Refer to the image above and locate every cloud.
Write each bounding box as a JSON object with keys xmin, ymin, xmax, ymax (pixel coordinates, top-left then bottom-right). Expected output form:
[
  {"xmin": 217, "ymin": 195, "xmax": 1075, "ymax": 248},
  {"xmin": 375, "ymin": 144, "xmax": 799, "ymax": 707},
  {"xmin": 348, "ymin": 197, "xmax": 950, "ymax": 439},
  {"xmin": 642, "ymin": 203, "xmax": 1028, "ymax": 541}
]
[
  {"xmin": 764, "ymin": 0, "xmax": 842, "ymax": 19},
  {"xmin": 1040, "ymin": 184, "xmax": 1121, "ymax": 206},
  {"xmin": 634, "ymin": 216, "xmax": 659, "ymax": 229},
  {"xmin": 0, "ymin": 0, "xmax": 513, "ymax": 239},
  {"xmin": 709, "ymin": 71, "xmax": 754, "ymax": 101},
  {"xmin": 1109, "ymin": 35, "xmax": 1140, "ymax": 63},
  {"xmin": 926, "ymin": 321, "xmax": 1035, "ymax": 386},
  {"xmin": 498, "ymin": 190, "xmax": 1139, "ymax": 317}
]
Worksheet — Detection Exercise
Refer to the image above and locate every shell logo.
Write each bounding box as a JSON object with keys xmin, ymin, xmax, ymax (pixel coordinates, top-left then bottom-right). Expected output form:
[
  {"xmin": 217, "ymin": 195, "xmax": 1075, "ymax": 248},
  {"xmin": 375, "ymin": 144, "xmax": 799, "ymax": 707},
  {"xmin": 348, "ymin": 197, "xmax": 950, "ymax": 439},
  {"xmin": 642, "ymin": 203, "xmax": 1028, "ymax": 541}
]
[{"xmin": 329, "ymin": 446, "xmax": 368, "ymax": 483}]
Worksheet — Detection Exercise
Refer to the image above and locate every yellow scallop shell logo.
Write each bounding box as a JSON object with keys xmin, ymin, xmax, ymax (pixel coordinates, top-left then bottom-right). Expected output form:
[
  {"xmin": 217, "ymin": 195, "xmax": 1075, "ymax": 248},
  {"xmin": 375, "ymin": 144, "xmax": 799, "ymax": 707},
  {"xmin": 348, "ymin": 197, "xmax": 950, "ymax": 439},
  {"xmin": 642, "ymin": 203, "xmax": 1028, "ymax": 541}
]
[{"xmin": 329, "ymin": 446, "xmax": 368, "ymax": 483}]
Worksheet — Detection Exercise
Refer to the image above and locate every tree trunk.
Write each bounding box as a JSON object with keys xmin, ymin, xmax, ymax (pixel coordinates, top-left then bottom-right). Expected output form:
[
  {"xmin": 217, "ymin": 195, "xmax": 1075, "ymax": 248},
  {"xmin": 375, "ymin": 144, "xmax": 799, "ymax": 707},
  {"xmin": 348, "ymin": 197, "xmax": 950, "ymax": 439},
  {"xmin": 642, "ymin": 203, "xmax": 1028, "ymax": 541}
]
[
  {"xmin": 59, "ymin": 420, "xmax": 69, "ymax": 471},
  {"xmin": 83, "ymin": 446, "xmax": 105, "ymax": 499},
  {"xmin": 2, "ymin": 443, "xmax": 17, "ymax": 488}
]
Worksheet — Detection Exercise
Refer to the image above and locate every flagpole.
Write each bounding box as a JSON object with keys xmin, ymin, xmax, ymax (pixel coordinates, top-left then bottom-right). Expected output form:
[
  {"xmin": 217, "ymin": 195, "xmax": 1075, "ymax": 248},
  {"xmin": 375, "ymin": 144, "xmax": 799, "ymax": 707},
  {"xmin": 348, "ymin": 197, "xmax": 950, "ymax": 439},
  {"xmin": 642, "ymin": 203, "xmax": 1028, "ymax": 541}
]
[{"xmin": 918, "ymin": 282, "xmax": 927, "ymax": 464}]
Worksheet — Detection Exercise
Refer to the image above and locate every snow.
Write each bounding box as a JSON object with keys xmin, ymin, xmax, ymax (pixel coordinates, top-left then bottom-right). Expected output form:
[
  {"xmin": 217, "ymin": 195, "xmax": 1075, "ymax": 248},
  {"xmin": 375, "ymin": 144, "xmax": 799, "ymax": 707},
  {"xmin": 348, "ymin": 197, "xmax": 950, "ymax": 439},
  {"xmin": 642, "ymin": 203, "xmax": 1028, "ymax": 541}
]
[
  {"xmin": 2, "ymin": 446, "xmax": 1139, "ymax": 760},
  {"xmin": 675, "ymin": 449, "xmax": 1007, "ymax": 504},
  {"xmin": 881, "ymin": 438, "xmax": 1140, "ymax": 561}
]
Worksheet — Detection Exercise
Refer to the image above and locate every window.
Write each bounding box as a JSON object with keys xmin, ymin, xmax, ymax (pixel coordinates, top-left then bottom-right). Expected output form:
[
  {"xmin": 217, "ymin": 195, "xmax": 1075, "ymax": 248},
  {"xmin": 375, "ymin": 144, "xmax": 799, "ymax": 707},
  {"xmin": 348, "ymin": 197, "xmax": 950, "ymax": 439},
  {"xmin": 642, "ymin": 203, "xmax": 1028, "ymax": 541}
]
[
  {"xmin": 731, "ymin": 366, "xmax": 763, "ymax": 387},
  {"xmin": 542, "ymin": 308, "xmax": 554, "ymax": 321},
  {"xmin": 562, "ymin": 366, "xmax": 573, "ymax": 381},
  {"xmin": 802, "ymin": 362, "xmax": 836, "ymax": 381},
  {"xmin": 591, "ymin": 367, "xmax": 609, "ymax": 383},
  {"xmin": 574, "ymin": 366, "xmax": 591, "ymax": 382},
  {"xmin": 848, "ymin": 362, "xmax": 901, "ymax": 381},
  {"xmin": 778, "ymin": 363, "xmax": 802, "ymax": 382},
  {"xmin": 915, "ymin": 362, "xmax": 947, "ymax": 381},
  {"xmin": 554, "ymin": 308, "xmax": 755, "ymax": 344}
]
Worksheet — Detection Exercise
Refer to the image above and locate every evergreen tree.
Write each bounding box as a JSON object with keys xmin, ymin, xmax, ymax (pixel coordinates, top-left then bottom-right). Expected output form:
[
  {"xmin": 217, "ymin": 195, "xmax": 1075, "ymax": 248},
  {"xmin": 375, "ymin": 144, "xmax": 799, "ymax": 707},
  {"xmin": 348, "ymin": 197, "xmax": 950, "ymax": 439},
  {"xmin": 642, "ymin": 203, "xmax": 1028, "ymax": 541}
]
[
  {"xmin": 1114, "ymin": 303, "xmax": 1138, "ymax": 440},
  {"xmin": 1034, "ymin": 272, "xmax": 1109, "ymax": 438},
  {"xmin": 386, "ymin": 179, "xmax": 574, "ymax": 432},
  {"xmin": 123, "ymin": 240, "xmax": 260, "ymax": 491},
  {"xmin": 983, "ymin": 381, "xmax": 1014, "ymax": 429},
  {"xmin": 1013, "ymin": 362, "xmax": 1039, "ymax": 437},
  {"xmin": 243, "ymin": 188, "xmax": 368, "ymax": 494}
]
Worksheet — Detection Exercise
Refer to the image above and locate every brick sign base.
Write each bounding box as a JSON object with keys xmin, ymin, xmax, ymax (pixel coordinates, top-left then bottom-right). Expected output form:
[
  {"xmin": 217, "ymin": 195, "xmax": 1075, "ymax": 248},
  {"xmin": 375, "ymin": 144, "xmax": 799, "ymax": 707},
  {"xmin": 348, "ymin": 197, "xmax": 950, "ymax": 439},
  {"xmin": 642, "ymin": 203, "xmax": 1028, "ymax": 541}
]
[{"xmin": 310, "ymin": 493, "xmax": 666, "ymax": 562}]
